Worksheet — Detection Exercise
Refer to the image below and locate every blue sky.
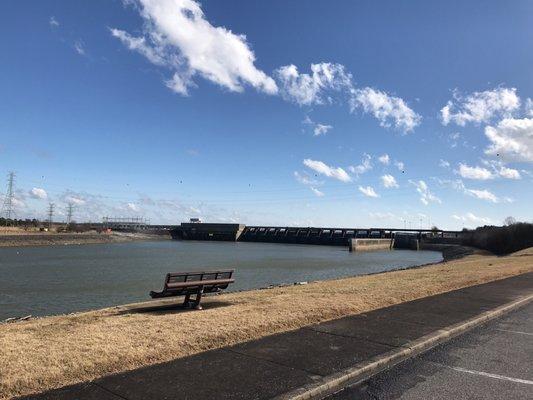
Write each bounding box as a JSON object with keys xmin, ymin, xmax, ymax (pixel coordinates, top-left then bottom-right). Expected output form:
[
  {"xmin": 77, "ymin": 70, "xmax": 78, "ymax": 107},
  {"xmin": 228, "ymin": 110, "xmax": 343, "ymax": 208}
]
[{"xmin": 1, "ymin": 0, "xmax": 532, "ymax": 229}]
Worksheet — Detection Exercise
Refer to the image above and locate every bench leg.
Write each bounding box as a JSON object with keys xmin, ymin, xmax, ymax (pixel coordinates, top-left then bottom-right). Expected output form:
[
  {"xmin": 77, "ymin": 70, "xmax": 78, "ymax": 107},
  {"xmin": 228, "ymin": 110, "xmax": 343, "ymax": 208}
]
[
  {"xmin": 192, "ymin": 287, "xmax": 204, "ymax": 310},
  {"xmin": 182, "ymin": 293, "xmax": 191, "ymax": 308}
]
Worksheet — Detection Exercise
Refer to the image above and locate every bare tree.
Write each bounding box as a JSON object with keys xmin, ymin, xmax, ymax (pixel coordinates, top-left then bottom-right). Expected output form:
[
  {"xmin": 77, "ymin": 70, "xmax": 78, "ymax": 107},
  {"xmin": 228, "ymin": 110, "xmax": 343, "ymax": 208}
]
[{"xmin": 504, "ymin": 216, "xmax": 517, "ymax": 226}]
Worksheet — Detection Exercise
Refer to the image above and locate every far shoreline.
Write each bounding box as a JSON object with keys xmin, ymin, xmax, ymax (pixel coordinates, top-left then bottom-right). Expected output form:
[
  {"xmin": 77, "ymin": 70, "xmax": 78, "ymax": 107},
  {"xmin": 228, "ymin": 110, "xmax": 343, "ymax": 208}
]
[{"xmin": 0, "ymin": 231, "xmax": 171, "ymax": 248}]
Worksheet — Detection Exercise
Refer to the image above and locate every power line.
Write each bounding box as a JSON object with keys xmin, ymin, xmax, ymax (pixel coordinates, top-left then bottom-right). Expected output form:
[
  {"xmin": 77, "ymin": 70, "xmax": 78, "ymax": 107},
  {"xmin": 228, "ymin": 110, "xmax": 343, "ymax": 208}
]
[{"xmin": 1, "ymin": 172, "xmax": 16, "ymax": 222}]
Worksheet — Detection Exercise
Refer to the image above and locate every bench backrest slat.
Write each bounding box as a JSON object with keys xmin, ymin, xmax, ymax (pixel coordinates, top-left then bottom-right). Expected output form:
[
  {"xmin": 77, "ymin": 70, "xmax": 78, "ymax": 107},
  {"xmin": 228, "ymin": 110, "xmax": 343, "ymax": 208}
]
[{"xmin": 164, "ymin": 269, "xmax": 234, "ymax": 287}]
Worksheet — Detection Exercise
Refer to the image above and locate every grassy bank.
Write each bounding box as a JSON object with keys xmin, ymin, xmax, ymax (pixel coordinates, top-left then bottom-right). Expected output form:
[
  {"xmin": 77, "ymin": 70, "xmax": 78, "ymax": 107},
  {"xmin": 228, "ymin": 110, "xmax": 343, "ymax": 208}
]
[{"xmin": 1, "ymin": 249, "xmax": 533, "ymax": 399}]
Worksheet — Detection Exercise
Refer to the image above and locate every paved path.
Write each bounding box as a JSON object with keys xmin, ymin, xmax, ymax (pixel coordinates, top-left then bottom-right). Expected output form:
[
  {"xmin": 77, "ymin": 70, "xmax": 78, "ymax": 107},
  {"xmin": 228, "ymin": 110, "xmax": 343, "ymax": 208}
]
[
  {"xmin": 326, "ymin": 301, "xmax": 533, "ymax": 400},
  {"xmin": 21, "ymin": 272, "xmax": 533, "ymax": 400}
]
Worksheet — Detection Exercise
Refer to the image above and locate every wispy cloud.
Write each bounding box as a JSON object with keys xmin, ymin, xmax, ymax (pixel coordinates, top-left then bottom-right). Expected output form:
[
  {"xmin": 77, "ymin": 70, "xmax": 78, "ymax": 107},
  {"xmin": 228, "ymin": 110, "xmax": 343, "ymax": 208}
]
[
  {"xmin": 409, "ymin": 180, "xmax": 440, "ymax": 205},
  {"xmin": 394, "ymin": 160, "xmax": 405, "ymax": 172},
  {"xmin": 313, "ymin": 123, "xmax": 333, "ymax": 136},
  {"xmin": 350, "ymin": 87, "xmax": 421, "ymax": 133},
  {"xmin": 310, "ymin": 187, "xmax": 325, "ymax": 197},
  {"xmin": 349, "ymin": 153, "xmax": 372, "ymax": 175},
  {"xmin": 441, "ymin": 87, "xmax": 520, "ymax": 126},
  {"xmin": 303, "ymin": 159, "xmax": 351, "ymax": 182},
  {"xmin": 275, "ymin": 63, "xmax": 352, "ymax": 106},
  {"xmin": 439, "ymin": 159, "xmax": 450, "ymax": 168},
  {"xmin": 526, "ymin": 98, "xmax": 533, "ymax": 117},
  {"xmin": 74, "ymin": 40, "xmax": 86, "ymax": 56},
  {"xmin": 457, "ymin": 163, "xmax": 494, "ymax": 180},
  {"xmin": 359, "ymin": 185, "xmax": 379, "ymax": 198},
  {"xmin": 294, "ymin": 171, "xmax": 325, "ymax": 196},
  {"xmin": 452, "ymin": 212, "xmax": 491, "ymax": 226},
  {"xmin": 465, "ymin": 188, "xmax": 498, "ymax": 203},
  {"xmin": 381, "ymin": 174, "xmax": 399, "ymax": 188},
  {"xmin": 49, "ymin": 16, "xmax": 59, "ymax": 27},
  {"xmin": 378, "ymin": 154, "xmax": 390, "ymax": 165}
]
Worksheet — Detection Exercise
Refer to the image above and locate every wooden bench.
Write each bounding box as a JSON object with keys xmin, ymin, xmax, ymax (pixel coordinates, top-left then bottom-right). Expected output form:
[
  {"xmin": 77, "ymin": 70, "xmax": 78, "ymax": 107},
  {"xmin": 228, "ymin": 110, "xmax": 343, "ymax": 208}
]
[{"xmin": 149, "ymin": 269, "xmax": 235, "ymax": 310}]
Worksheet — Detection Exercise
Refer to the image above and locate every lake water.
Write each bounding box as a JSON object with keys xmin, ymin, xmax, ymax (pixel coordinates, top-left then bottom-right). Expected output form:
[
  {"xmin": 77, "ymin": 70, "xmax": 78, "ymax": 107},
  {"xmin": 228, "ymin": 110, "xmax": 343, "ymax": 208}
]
[{"xmin": 0, "ymin": 240, "xmax": 442, "ymax": 320}]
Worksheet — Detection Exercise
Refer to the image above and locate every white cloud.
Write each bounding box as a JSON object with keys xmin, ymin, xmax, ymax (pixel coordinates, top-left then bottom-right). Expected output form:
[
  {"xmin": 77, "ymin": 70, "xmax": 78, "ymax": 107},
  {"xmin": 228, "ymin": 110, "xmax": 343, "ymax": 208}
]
[
  {"xmin": 452, "ymin": 212, "xmax": 491, "ymax": 226},
  {"xmin": 294, "ymin": 171, "xmax": 321, "ymax": 186},
  {"xmin": 111, "ymin": 0, "xmax": 277, "ymax": 96},
  {"xmin": 314, "ymin": 123, "xmax": 332, "ymax": 136},
  {"xmin": 350, "ymin": 87, "xmax": 421, "ymax": 132},
  {"xmin": 74, "ymin": 40, "xmax": 86, "ymax": 56},
  {"xmin": 310, "ymin": 187, "xmax": 325, "ymax": 197},
  {"xmin": 303, "ymin": 159, "xmax": 351, "ymax": 182},
  {"xmin": 484, "ymin": 118, "xmax": 533, "ymax": 162},
  {"xmin": 381, "ymin": 174, "xmax": 399, "ymax": 188},
  {"xmin": 457, "ymin": 163, "xmax": 494, "ymax": 180},
  {"xmin": 465, "ymin": 189, "xmax": 498, "ymax": 203},
  {"xmin": 275, "ymin": 63, "xmax": 352, "ymax": 106},
  {"xmin": 49, "ymin": 16, "xmax": 59, "ymax": 27},
  {"xmin": 435, "ymin": 178, "xmax": 508, "ymax": 204},
  {"xmin": 378, "ymin": 154, "xmax": 390, "ymax": 165},
  {"xmin": 441, "ymin": 87, "xmax": 520, "ymax": 126},
  {"xmin": 439, "ymin": 159, "xmax": 450, "ymax": 168},
  {"xmin": 110, "ymin": 29, "xmax": 167, "ymax": 66},
  {"xmin": 448, "ymin": 132, "xmax": 461, "ymax": 148},
  {"xmin": 127, "ymin": 202, "xmax": 140, "ymax": 212},
  {"xmin": 65, "ymin": 195, "xmax": 86, "ymax": 205},
  {"xmin": 479, "ymin": 159, "xmax": 521, "ymax": 180},
  {"xmin": 369, "ymin": 211, "xmax": 397, "ymax": 220},
  {"xmin": 29, "ymin": 188, "xmax": 47, "ymax": 200},
  {"xmin": 498, "ymin": 166, "xmax": 521, "ymax": 179},
  {"xmin": 410, "ymin": 180, "xmax": 441, "ymax": 205},
  {"xmin": 349, "ymin": 153, "xmax": 372, "ymax": 175},
  {"xmin": 394, "ymin": 160, "xmax": 405, "ymax": 171},
  {"xmin": 359, "ymin": 185, "xmax": 379, "ymax": 198},
  {"xmin": 526, "ymin": 98, "xmax": 533, "ymax": 117}
]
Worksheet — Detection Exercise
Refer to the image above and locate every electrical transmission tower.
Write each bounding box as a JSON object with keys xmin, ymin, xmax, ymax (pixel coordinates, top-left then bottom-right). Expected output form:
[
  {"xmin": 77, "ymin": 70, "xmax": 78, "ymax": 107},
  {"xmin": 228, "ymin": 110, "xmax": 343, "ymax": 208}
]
[
  {"xmin": 66, "ymin": 203, "xmax": 74, "ymax": 225},
  {"xmin": 1, "ymin": 172, "xmax": 16, "ymax": 224},
  {"xmin": 48, "ymin": 202, "xmax": 55, "ymax": 229}
]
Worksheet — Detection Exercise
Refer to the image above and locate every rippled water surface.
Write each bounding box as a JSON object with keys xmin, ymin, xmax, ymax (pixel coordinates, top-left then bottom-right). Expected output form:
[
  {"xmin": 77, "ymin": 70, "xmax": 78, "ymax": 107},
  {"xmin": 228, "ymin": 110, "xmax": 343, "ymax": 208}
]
[{"xmin": 0, "ymin": 240, "xmax": 442, "ymax": 319}]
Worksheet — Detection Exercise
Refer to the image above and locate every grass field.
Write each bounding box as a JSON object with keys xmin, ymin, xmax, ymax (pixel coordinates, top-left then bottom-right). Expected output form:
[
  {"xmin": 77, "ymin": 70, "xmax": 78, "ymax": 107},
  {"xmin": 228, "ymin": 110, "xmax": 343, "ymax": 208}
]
[{"xmin": 1, "ymin": 248, "xmax": 532, "ymax": 399}]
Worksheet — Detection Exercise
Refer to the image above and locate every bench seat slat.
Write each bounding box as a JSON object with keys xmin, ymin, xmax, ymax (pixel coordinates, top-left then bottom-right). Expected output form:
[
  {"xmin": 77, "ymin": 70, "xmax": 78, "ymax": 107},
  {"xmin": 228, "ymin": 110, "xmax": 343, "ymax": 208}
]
[{"xmin": 166, "ymin": 278, "xmax": 234, "ymax": 289}]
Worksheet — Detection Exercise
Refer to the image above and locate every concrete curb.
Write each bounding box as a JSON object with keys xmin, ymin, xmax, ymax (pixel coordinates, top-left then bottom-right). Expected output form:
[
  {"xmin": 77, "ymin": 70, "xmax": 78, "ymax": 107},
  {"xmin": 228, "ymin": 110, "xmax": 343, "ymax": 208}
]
[{"xmin": 272, "ymin": 293, "xmax": 533, "ymax": 400}]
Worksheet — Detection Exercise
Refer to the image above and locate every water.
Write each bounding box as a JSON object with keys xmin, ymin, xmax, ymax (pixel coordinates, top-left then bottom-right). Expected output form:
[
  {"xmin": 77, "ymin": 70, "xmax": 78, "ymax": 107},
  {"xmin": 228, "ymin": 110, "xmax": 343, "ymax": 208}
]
[{"xmin": 0, "ymin": 240, "xmax": 442, "ymax": 320}]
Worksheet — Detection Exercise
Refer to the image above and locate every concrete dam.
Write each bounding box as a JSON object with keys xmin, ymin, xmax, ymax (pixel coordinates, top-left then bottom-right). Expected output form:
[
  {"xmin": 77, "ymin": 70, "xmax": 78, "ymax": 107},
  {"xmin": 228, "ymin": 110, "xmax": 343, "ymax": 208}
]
[{"xmin": 170, "ymin": 222, "xmax": 463, "ymax": 250}]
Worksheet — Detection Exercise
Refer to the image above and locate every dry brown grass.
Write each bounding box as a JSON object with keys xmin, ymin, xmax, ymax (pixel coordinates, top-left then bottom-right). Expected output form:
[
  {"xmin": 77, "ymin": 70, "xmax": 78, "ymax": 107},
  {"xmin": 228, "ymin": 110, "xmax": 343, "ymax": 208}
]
[{"xmin": 1, "ymin": 250, "xmax": 532, "ymax": 399}]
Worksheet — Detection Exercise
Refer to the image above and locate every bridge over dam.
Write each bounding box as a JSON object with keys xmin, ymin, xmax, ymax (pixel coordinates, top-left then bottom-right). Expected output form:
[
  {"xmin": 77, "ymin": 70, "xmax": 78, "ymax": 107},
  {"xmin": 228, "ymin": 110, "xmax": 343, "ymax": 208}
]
[{"xmin": 169, "ymin": 222, "xmax": 464, "ymax": 248}]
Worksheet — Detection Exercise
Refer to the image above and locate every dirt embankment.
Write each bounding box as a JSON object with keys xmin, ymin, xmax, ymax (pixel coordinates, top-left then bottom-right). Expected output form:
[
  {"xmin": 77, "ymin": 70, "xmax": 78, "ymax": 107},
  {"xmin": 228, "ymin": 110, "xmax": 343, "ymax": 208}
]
[
  {"xmin": 1, "ymin": 249, "xmax": 532, "ymax": 399},
  {"xmin": 0, "ymin": 231, "xmax": 170, "ymax": 247}
]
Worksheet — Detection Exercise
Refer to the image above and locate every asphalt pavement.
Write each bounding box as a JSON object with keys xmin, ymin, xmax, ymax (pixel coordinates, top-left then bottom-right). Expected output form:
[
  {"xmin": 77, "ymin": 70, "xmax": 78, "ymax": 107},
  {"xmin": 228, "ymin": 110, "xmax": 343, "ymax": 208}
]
[{"xmin": 326, "ymin": 301, "xmax": 533, "ymax": 400}]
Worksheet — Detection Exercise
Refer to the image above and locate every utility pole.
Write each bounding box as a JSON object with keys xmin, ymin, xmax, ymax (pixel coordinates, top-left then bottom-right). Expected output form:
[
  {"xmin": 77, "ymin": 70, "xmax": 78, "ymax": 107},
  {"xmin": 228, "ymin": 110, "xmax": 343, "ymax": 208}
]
[
  {"xmin": 48, "ymin": 202, "xmax": 55, "ymax": 230},
  {"xmin": 66, "ymin": 203, "xmax": 74, "ymax": 226},
  {"xmin": 1, "ymin": 171, "xmax": 15, "ymax": 224}
]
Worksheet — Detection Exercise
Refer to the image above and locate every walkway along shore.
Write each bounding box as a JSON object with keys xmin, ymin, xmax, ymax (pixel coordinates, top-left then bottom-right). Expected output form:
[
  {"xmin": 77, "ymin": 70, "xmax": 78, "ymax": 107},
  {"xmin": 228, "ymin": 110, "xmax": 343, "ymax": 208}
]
[{"xmin": 1, "ymin": 247, "xmax": 532, "ymax": 399}]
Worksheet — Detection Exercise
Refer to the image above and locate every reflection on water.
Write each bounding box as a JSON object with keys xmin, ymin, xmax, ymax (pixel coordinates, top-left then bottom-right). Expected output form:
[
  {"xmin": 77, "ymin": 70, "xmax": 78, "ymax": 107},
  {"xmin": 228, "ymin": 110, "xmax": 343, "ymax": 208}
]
[{"xmin": 0, "ymin": 240, "xmax": 442, "ymax": 319}]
